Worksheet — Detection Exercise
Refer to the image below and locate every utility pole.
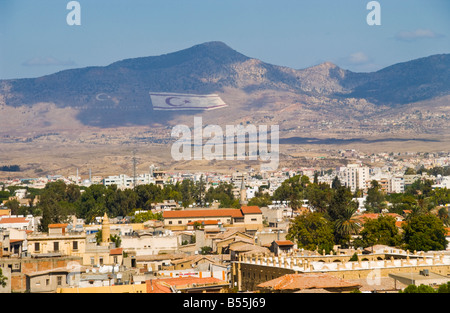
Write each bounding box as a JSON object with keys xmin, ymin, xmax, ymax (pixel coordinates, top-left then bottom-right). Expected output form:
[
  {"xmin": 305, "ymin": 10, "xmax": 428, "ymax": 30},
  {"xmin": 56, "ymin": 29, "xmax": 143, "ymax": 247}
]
[{"xmin": 132, "ymin": 150, "xmax": 137, "ymax": 190}]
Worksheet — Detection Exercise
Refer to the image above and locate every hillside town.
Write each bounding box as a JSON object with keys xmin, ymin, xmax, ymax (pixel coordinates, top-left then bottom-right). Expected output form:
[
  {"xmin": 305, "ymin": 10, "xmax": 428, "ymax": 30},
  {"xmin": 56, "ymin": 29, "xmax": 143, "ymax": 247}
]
[{"xmin": 0, "ymin": 150, "xmax": 450, "ymax": 294}]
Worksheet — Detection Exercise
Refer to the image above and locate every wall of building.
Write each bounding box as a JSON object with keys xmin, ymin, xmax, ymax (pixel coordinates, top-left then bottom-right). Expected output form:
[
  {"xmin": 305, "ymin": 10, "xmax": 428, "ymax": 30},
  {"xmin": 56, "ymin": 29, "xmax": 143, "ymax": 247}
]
[
  {"xmin": 121, "ymin": 235, "xmax": 179, "ymax": 256},
  {"xmin": 233, "ymin": 255, "xmax": 450, "ymax": 292}
]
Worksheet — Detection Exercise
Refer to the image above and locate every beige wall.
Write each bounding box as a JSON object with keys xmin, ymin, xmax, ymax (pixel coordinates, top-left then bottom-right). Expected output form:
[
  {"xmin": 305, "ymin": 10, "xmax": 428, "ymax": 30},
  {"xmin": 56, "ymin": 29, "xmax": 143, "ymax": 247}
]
[
  {"xmin": 28, "ymin": 271, "xmax": 69, "ymax": 293},
  {"xmin": 121, "ymin": 235, "xmax": 179, "ymax": 256},
  {"xmin": 27, "ymin": 235, "xmax": 86, "ymax": 257},
  {"xmin": 233, "ymin": 257, "xmax": 450, "ymax": 292}
]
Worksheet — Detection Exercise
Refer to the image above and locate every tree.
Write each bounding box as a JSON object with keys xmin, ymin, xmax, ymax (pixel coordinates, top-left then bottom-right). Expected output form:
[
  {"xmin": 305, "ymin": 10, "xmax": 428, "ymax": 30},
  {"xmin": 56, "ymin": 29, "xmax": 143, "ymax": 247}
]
[
  {"xmin": 305, "ymin": 182, "xmax": 333, "ymax": 214},
  {"xmin": 331, "ymin": 176, "xmax": 341, "ymax": 189},
  {"xmin": 4, "ymin": 199, "xmax": 21, "ymax": 215},
  {"xmin": 200, "ymin": 246, "xmax": 213, "ymax": 255},
  {"xmin": 132, "ymin": 211, "xmax": 163, "ymax": 223},
  {"xmin": 365, "ymin": 180, "xmax": 386, "ymax": 213},
  {"xmin": 402, "ymin": 214, "xmax": 448, "ymax": 252},
  {"xmin": 37, "ymin": 181, "xmax": 78, "ymax": 232},
  {"xmin": 327, "ymin": 186, "xmax": 357, "ymax": 222},
  {"xmin": 247, "ymin": 191, "xmax": 272, "ymax": 207},
  {"xmin": 400, "ymin": 284, "xmax": 436, "ymax": 293},
  {"xmin": 437, "ymin": 282, "xmax": 450, "ymax": 293},
  {"xmin": 334, "ymin": 205, "xmax": 360, "ymax": 248},
  {"xmin": 437, "ymin": 207, "xmax": 450, "ymax": 226},
  {"xmin": 354, "ymin": 215, "xmax": 402, "ymax": 248},
  {"xmin": 404, "ymin": 168, "xmax": 416, "ymax": 175},
  {"xmin": 287, "ymin": 212, "xmax": 335, "ymax": 254},
  {"xmin": 0, "ymin": 268, "xmax": 7, "ymax": 288}
]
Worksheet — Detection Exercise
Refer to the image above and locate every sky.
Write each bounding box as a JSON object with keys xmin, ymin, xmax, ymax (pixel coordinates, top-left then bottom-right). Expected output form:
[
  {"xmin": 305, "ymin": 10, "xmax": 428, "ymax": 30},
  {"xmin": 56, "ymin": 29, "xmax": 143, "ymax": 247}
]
[{"xmin": 0, "ymin": 0, "xmax": 449, "ymax": 79}]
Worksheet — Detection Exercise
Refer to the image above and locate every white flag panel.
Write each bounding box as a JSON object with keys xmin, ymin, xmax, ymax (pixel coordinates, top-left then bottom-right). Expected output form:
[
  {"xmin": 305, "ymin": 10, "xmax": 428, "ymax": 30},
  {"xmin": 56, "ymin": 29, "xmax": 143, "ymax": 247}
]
[{"xmin": 150, "ymin": 92, "xmax": 227, "ymax": 111}]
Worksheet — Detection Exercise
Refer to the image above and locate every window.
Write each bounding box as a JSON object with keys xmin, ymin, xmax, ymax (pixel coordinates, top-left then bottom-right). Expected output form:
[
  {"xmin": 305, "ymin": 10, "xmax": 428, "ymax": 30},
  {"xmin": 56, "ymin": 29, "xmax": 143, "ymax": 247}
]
[
  {"xmin": 90, "ymin": 257, "xmax": 95, "ymax": 265},
  {"xmin": 99, "ymin": 257, "xmax": 104, "ymax": 266},
  {"xmin": 53, "ymin": 242, "xmax": 59, "ymax": 252},
  {"xmin": 46, "ymin": 279, "xmax": 50, "ymax": 286},
  {"xmin": 57, "ymin": 276, "xmax": 62, "ymax": 286},
  {"xmin": 178, "ymin": 220, "xmax": 182, "ymax": 224},
  {"xmin": 34, "ymin": 242, "xmax": 40, "ymax": 252},
  {"xmin": 168, "ymin": 221, "xmax": 173, "ymax": 225},
  {"xmin": 73, "ymin": 241, "xmax": 78, "ymax": 250}
]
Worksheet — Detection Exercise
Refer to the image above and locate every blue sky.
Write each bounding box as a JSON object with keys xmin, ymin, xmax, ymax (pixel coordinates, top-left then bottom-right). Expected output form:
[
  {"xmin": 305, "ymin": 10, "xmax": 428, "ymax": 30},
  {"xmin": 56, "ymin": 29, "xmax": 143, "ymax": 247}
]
[{"xmin": 0, "ymin": 0, "xmax": 449, "ymax": 79}]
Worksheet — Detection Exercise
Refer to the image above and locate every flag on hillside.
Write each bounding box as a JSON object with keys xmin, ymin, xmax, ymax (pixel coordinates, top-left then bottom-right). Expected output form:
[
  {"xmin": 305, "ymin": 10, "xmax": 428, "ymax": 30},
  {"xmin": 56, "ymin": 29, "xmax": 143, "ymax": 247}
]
[{"xmin": 150, "ymin": 92, "xmax": 227, "ymax": 111}]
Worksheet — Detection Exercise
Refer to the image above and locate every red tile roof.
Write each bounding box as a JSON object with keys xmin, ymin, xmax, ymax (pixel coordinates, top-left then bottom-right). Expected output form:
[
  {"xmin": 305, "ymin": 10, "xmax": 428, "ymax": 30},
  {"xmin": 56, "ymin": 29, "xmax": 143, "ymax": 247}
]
[
  {"xmin": 275, "ymin": 240, "xmax": 294, "ymax": 246},
  {"xmin": 109, "ymin": 248, "xmax": 123, "ymax": 255},
  {"xmin": 257, "ymin": 274, "xmax": 361, "ymax": 291},
  {"xmin": 48, "ymin": 224, "xmax": 68, "ymax": 228},
  {"xmin": 241, "ymin": 206, "xmax": 262, "ymax": 214},
  {"xmin": 0, "ymin": 217, "xmax": 29, "ymax": 224},
  {"xmin": 146, "ymin": 277, "xmax": 228, "ymax": 293},
  {"xmin": 163, "ymin": 209, "xmax": 243, "ymax": 219}
]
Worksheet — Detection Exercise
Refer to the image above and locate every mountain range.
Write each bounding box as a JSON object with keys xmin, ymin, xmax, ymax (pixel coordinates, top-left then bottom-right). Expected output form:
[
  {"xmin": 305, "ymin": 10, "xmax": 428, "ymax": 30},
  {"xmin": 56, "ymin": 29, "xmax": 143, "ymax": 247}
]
[
  {"xmin": 1, "ymin": 41, "xmax": 449, "ymax": 128},
  {"xmin": 1, "ymin": 41, "xmax": 449, "ymax": 177}
]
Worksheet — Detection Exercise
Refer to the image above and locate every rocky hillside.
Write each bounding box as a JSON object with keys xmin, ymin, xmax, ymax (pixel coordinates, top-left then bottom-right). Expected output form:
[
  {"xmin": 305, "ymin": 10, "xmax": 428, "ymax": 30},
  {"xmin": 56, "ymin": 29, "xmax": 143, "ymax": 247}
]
[{"xmin": 0, "ymin": 41, "xmax": 449, "ymax": 127}]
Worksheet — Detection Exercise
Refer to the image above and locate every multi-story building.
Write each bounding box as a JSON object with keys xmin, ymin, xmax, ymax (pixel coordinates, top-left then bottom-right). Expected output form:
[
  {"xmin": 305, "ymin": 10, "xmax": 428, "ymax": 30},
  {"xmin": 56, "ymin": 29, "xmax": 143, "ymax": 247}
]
[
  {"xmin": 162, "ymin": 206, "xmax": 263, "ymax": 232},
  {"xmin": 340, "ymin": 164, "xmax": 370, "ymax": 192},
  {"xmin": 26, "ymin": 224, "xmax": 86, "ymax": 258},
  {"xmin": 390, "ymin": 176, "xmax": 405, "ymax": 193}
]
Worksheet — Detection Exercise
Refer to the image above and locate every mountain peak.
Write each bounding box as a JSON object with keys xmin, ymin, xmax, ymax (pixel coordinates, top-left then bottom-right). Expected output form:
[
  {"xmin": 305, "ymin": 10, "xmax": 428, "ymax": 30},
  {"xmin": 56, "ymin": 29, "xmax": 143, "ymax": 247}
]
[{"xmin": 306, "ymin": 61, "xmax": 340, "ymax": 71}]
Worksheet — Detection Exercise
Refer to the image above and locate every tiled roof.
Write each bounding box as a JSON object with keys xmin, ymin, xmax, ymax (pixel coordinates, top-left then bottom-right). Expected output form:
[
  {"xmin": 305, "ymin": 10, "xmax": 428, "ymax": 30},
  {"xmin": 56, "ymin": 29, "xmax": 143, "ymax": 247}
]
[
  {"xmin": 355, "ymin": 213, "xmax": 402, "ymax": 223},
  {"xmin": 0, "ymin": 217, "xmax": 29, "ymax": 224},
  {"xmin": 257, "ymin": 273, "xmax": 361, "ymax": 291},
  {"xmin": 163, "ymin": 209, "xmax": 243, "ymax": 219},
  {"xmin": 146, "ymin": 277, "xmax": 228, "ymax": 293},
  {"xmin": 48, "ymin": 224, "xmax": 68, "ymax": 228},
  {"xmin": 109, "ymin": 248, "xmax": 123, "ymax": 255},
  {"xmin": 240, "ymin": 206, "xmax": 262, "ymax": 214},
  {"xmin": 275, "ymin": 240, "xmax": 294, "ymax": 246}
]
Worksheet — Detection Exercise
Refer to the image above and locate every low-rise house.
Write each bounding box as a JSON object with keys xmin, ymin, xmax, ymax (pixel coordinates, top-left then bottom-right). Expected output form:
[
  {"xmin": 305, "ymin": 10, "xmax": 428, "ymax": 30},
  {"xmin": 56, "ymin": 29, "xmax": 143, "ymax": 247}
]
[
  {"xmin": 120, "ymin": 231, "xmax": 179, "ymax": 256},
  {"xmin": 25, "ymin": 268, "xmax": 71, "ymax": 293},
  {"xmin": 271, "ymin": 240, "xmax": 295, "ymax": 256},
  {"xmin": 27, "ymin": 224, "xmax": 86, "ymax": 258},
  {"xmin": 162, "ymin": 206, "xmax": 263, "ymax": 232},
  {"xmin": 0, "ymin": 215, "xmax": 35, "ymax": 232}
]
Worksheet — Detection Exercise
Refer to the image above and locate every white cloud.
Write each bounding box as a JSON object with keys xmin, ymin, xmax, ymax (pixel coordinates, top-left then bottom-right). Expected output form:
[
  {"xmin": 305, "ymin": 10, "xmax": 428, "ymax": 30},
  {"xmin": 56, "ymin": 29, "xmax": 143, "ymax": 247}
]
[
  {"xmin": 335, "ymin": 52, "xmax": 380, "ymax": 72},
  {"xmin": 347, "ymin": 52, "xmax": 371, "ymax": 65},
  {"xmin": 22, "ymin": 57, "xmax": 76, "ymax": 67},
  {"xmin": 395, "ymin": 29, "xmax": 444, "ymax": 42}
]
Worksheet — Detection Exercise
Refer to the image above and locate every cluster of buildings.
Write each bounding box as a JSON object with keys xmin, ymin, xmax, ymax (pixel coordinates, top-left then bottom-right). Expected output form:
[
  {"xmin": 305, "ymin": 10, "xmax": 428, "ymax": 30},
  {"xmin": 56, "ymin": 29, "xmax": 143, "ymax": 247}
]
[
  {"xmin": 1, "ymin": 182, "xmax": 449, "ymax": 293},
  {"xmin": 0, "ymin": 150, "xmax": 450, "ymax": 294}
]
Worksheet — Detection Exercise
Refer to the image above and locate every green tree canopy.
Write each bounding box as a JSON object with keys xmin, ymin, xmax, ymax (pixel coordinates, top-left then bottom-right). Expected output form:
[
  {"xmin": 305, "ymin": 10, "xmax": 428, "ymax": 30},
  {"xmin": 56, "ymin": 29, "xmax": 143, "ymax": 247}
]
[
  {"xmin": 287, "ymin": 212, "xmax": 335, "ymax": 254},
  {"xmin": 365, "ymin": 180, "xmax": 386, "ymax": 213},
  {"xmin": 354, "ymin": 215, "xmax": 402, "ymax": 248},
  {"xmin": 402, "ymin": 214, "xmax": 448, "ymax": 252}
]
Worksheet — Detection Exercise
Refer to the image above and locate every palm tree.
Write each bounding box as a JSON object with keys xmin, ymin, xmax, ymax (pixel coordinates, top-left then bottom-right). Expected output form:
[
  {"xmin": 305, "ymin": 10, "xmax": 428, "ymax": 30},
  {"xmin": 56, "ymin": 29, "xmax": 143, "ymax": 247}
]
[{"xmin": 335, "ymin": 206, "xmax": 360, "ymax": 248}]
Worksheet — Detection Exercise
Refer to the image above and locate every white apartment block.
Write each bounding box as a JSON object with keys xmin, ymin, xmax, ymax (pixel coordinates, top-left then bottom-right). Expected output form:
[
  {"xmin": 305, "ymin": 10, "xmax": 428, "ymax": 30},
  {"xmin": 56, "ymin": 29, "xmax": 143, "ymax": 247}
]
[
  {"xmin": 103, "ymin": 174, "xmax": 157, "ymax": 189},
  {"xmin": 340, "ymin": 164, "xmax": 370, "ymax": 192},
  {"xmin": 390, "ymin": 176, "xmax": 405, "ymax": 193}
]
